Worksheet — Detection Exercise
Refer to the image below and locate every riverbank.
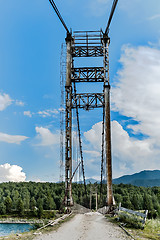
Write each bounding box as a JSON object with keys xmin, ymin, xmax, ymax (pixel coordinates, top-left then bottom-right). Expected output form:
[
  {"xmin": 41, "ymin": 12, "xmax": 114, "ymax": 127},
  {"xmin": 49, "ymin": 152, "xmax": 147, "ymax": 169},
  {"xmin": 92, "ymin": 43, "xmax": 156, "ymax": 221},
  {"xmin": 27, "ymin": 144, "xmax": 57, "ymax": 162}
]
[
  {"xmin": 0, "ymin": 213, "xmax": 74, "ymax": 240},
  {"xmin": 0, "ymin": 219, "xmax": 43, "ymax": 224}
]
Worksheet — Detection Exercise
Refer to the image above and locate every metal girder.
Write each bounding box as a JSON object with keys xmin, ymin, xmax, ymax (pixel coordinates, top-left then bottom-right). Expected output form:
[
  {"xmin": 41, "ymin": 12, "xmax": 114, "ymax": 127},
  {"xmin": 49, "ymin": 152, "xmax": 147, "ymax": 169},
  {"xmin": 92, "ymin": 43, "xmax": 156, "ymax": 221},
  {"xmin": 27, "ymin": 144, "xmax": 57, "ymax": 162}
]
[
  {"xmin": 72, "ymin": 46, "xmax": 103, "ymax": 57},
  {"xmin": 71, "ymin": 67, "xmax": 105, "ymax": 82},
  {"xmin": 64, "ymin": 36, "xmax": 73, "ymax": 207},
  {"xmin": 72, "ymin": 93, "xmax": 104, "ymax": 110}
]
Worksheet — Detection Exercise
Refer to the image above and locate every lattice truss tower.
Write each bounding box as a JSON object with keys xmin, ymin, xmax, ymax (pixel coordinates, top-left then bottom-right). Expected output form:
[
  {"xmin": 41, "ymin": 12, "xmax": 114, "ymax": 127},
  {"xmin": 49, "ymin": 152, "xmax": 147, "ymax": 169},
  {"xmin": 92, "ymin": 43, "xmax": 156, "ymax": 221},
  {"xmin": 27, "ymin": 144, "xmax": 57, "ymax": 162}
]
[{"xmin": 64, "ymin": 31, "xmax": 113, "ymax": 207}]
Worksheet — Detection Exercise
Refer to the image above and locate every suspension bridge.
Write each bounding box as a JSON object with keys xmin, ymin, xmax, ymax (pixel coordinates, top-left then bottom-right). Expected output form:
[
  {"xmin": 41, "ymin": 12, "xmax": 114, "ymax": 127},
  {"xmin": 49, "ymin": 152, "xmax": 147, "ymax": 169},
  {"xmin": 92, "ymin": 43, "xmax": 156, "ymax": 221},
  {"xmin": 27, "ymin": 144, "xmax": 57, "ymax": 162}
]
[{"xmin": 49, "ymin": 0, "xmax": 119, "ymax": 211}]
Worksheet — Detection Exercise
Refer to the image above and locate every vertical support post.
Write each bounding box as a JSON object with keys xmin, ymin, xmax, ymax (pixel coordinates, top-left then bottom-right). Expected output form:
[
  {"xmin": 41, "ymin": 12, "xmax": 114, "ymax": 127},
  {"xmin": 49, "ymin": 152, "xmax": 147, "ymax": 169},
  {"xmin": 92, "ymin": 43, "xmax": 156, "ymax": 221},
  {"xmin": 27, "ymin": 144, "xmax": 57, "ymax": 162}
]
[
  {"xmin": 103, "ymin": 35, "xmax": 113, "ymax": 207},
  {"xmin": 64, "ymin": 33, "xmax": 73, "ymax": 206},
  {"xmin": 96, "ymin": 191, "xmax": 98, "ymax": 211},
  {"xmin": 90, "ymin": 184, "xmax": 92, "ymax": 210}
]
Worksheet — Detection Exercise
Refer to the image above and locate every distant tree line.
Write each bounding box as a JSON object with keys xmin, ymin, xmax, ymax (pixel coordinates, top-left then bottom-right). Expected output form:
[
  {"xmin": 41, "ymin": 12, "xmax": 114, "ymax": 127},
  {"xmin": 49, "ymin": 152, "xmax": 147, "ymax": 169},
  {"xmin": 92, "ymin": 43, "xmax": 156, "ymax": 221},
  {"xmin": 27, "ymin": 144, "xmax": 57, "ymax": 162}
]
[
  {"xmin": 113, "ymin": 183, "xmax": 160, "ymax": 219},
  {"xmin": 0, "ymin": 182, "xmax": 159, "ymax": 219},
  {"xmin": 0, "ymin": 182, "xmax": 64, "ymax": 218}
]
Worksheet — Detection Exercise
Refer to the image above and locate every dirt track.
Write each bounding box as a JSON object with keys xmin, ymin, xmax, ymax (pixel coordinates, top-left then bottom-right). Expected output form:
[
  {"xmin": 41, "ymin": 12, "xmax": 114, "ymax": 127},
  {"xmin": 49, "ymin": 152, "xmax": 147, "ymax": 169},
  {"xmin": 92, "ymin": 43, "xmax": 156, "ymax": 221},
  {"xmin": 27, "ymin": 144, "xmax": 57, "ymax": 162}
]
[{"xmin": 34, "ymin": 212, "xmax": 131, "ymax": 240}]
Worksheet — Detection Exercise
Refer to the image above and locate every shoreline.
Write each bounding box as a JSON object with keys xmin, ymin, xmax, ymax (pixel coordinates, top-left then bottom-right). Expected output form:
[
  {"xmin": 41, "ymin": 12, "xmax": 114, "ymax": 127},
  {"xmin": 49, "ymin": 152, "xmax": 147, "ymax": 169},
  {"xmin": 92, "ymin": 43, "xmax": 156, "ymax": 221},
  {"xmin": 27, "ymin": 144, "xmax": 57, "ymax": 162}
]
[{"xmin": 0, "ymin": 219, "xmax": 44, "ymax": 224}]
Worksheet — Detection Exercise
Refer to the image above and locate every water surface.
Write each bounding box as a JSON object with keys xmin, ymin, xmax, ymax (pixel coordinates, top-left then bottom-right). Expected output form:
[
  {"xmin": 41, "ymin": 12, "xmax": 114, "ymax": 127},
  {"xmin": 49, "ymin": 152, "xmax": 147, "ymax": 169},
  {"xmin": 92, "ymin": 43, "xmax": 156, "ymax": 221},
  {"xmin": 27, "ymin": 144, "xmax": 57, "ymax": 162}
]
[{"xmin": 0, "ymin": 223, "xmax": 33, "ymax": 236}]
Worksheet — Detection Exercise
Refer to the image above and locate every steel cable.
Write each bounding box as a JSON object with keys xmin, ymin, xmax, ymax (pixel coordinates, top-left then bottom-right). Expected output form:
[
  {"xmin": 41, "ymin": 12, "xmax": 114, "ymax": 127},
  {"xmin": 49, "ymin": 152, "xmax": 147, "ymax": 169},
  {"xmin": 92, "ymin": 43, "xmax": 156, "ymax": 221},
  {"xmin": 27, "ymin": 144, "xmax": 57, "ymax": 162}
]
[
  {"xmin": 49, "ymin": 0, "xmax": 70, "ymax": 33},
  {"xmin": 105, "ymin": 0, "xmax": 118, "ymax": 34}
]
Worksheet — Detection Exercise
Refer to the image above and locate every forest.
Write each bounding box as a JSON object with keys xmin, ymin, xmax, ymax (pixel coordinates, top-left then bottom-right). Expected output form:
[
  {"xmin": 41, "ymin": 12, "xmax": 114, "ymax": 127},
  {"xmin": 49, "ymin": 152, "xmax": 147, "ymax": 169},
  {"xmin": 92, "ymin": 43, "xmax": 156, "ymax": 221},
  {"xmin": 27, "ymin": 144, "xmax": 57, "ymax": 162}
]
[{"xmin": 0, "ymin": 182, "xmax": 159, "ymax": 219}]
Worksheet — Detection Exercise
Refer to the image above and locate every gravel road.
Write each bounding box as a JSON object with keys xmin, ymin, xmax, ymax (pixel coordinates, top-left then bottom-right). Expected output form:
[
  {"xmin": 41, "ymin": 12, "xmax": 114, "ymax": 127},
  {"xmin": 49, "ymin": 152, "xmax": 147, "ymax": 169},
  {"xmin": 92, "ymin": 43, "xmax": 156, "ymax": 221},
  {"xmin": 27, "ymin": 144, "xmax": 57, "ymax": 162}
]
[{"xmin": 34, "ymin": 212, "xmax": 131, "ymax": 240}]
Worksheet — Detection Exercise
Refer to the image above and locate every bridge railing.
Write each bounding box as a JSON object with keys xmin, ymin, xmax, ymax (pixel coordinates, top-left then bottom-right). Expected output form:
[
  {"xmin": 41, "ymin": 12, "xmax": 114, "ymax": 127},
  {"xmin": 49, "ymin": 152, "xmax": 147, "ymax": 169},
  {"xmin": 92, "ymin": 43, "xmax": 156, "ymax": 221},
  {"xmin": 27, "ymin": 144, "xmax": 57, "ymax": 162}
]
[{"xmin": 117, "ymin": 203, "xmax": 148, "ymax": 224}]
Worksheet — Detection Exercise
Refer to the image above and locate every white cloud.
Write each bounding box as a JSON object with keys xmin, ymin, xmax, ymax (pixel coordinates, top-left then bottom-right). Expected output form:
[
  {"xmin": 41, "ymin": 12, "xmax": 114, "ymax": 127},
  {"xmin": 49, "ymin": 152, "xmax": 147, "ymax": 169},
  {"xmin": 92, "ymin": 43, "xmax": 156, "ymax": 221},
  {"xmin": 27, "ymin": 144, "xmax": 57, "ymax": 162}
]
[
  {"xmin": 15, "ymin": 100, "xmax": 25, "ymax": 106},
  {"xmin": 35, "ymin": 126, "xmax": 59, "ymax": 146},
  {"xmin": 37, "ymin": 109, "xmax": 59, "ymax": 118},
  {"xmin": 0, "ymin": 93, "xmax": 25, "ymax": 111},
  {"xmin": 111, "ymin": 121, "xmax": 159, "ymax": 177},
  {"xmin": 149, "ymin": 14, "xmax": 160, "ymax": 20},
  {"xmin": 84, "ymin": 121, "xmax": 102, "ymax": 151},
  {"xmin": 0, "ymin": 93, "xmax": 13, "ymax": 111},
  {"xmin": 0, "ymin": 132, "xmax": 28, "ymax": 144},
  {"xmin": 102, "ymin": 44, "xmax": 160, "ymax": 176},
  {"xmin": 23, "ymin": 109, "xmax": 59, "ymax": 118},
  {"xmin": 24, "ymin": 111, "xmax": 32, "ymax": 117},
  {"xmin": 0, "ymin": 163, "xmax": 26, "ymax": 182},
  {"xmin": 83, "ymin": 150, "xmax": 101, "ymax": 157},
  {"xmin": 83, "ymin": 121, "xmax": 160, "ymax": 178},
  {"xmin": 112, "ymin": 45, "xmax": 160, "ymax": 141}
]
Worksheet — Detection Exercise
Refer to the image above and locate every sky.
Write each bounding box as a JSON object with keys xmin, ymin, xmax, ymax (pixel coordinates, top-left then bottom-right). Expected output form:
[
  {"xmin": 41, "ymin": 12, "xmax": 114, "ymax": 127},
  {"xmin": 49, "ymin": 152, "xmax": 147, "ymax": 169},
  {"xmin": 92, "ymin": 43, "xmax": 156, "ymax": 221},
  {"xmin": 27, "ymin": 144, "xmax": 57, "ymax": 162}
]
[{"xmin": 0, "ymin": 0, "xmax": 160, "ymax": 182}]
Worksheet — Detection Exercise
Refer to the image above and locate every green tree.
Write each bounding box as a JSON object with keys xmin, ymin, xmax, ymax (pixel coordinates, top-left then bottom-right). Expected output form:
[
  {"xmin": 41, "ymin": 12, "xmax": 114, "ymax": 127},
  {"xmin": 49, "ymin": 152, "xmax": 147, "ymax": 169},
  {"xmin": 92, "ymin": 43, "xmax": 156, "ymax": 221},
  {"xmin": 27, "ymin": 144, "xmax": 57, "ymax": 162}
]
[
  {"xmin": 123, "ymin": 196, "xmax": 132, "ymax": 209},
  {"xmin": 5, "ymin": 196, "xmax": 12, "ymax": 213},
  {"xmin": 0, "ymin": 203, "xmax": 6, "ymax": 215},
  {"xmin": 37, "ymin": 204, "xmax": 43, "ymax": 218},
  {"xmin": 30, "ymin": 197, "xmax": 36, "ymax": 210},
  {"xmin": 131, "ymin": 194, "xmax": 143, "ymax": 210},
  {"xmin": 143, "ymin": 193, "xmax": 153, "ymax": 211},
  {"xmin": 12, "ymin": 189, "xmax": 19, "ymax": 209},
  {"xmin": 17, "ymin": 199, "xmax": 24, "ymax": 216}
]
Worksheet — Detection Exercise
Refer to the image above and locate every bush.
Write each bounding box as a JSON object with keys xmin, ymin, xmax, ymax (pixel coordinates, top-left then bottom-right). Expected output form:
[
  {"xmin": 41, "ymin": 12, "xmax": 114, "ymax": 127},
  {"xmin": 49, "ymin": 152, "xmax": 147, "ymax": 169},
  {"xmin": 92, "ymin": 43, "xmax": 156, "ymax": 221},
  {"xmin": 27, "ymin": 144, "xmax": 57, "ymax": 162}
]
[
  {"xmin": 118, "ymin": 213, "xmax": 144, "ymax": 229},
  {"xmin": 42, "ymin": 210, "xmax": 55, "ymax": 219}
]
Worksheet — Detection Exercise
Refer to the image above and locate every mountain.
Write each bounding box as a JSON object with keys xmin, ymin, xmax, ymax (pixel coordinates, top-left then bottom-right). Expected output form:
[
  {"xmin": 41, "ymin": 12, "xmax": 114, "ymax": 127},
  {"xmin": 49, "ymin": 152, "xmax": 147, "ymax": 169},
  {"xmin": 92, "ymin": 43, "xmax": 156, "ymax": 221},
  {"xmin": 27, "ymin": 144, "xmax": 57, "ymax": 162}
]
[
  {"xmin": 77, "ymin": 178, "xmax": 100, "ymax": 184},
  {"xmin": 113, "ymin": 170, "xmax": 160, "ymax": 187}
]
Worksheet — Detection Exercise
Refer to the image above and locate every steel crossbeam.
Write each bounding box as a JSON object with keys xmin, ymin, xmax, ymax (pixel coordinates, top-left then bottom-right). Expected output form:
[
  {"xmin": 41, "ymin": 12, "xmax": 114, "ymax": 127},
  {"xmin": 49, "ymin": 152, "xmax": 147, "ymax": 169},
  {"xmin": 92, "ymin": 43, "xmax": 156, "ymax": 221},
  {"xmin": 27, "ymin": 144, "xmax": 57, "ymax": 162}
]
[
  {"xmin": 72, "ymin": 46, "xmax": 103, "ymax": 57},
  {"xmin": 71, "ymin": 67, "xmax": 105, "ymax": 82},
  {"xmin": 72, "ymin": 93, "xmax": 104, "ymax": 110}
]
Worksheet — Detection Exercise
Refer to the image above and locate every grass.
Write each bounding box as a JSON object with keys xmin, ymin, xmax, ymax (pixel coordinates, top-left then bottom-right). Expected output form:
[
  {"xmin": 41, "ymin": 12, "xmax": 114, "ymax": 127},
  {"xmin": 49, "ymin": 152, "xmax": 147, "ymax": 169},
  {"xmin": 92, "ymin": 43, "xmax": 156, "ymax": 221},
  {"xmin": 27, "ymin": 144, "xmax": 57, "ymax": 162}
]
[
  {"xmin": 107, "ymin": 214, "xmax": 160, "ymax": 240},
  {"xmin": 131, "ymin": 219, "xmax": 160, "ymax": 240},
  {"xmin": 117, "ymin": 212, "xmax": 144, "ymax": 229},
  {"xmin": 0, "ymin": 213, "xmax": 75, "ymax": 240}
]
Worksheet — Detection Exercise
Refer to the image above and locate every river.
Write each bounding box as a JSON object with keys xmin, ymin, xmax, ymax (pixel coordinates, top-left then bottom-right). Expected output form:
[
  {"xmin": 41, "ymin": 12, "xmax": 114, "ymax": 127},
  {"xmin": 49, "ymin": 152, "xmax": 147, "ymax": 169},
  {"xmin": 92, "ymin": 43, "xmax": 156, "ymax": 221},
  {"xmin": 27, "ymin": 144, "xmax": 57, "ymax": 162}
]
[{"xmin": 0, "ymin": 223, "xmax": 33, "ymax": 237}]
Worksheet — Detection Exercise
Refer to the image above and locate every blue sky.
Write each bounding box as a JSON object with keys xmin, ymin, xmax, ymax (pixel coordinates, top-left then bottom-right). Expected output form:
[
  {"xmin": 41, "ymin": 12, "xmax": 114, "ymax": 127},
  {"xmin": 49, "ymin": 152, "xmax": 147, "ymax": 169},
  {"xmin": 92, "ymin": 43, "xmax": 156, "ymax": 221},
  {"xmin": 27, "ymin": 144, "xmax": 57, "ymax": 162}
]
[{"xmin": 0, "ymin": 0, "xmax": 160, "ymax": 182}]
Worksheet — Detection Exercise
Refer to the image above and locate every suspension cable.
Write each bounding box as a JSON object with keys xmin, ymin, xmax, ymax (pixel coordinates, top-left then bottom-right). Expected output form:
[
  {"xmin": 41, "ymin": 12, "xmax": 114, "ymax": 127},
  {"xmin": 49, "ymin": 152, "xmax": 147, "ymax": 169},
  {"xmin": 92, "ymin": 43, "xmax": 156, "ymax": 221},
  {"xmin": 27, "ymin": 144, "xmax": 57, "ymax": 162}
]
[
  {"xmin": 72, "ymin": 82, "xmax": 87, "ymax": 194},
  {"xmin": 105, "ymin": 0, "xmax": 118, "ymax": 35},
  {"xmin": 49, "ymin": 0, "xmax": 70, "ymax": 34}
]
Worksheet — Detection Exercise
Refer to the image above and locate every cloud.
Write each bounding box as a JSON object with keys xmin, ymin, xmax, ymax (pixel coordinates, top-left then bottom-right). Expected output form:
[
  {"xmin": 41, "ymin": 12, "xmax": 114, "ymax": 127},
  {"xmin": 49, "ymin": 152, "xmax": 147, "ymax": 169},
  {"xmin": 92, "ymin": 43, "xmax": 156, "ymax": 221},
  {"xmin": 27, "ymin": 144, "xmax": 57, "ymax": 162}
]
[
  {"xmin": 37, "ymin": 109, "xmax": 59, "ymax": 118},
  {"xmin": 83, "ymin": 150, "xmax": 101, "ymax": 157},
  {"xmin": 112, "ymin": 45, "xmax": 160, "ymax": 141},
  {"xmin": 24, "ymin": 109, "xmax": 59, "ymax": 118},
  {"xmin": 94, "ymin": 44, "xmax": 160, "ymax": 177},
  {"xmin": 0, "ymin": 163, "xmax": 26, "ymax": 182},
  {"xmin": 15, "ymin": 100, "xmax": 25, "ymax": 106},
  {"xmin": 35, "ymin": 126, "xmax": 59, "ymax": 146},
  {"xmin": 149, "ymin": 14, "xmax": 160, "ymax": 20},
  {"xmin": 84, "ymin": 121, "xmax": 102, "ymax": 151},
  {"xmin": 0, "ymin": 132, "xmax": 28, "ymax": 144},
  {"xmin": 0, "ymin": 93, "xmax": 13, "ymax": 111},
  {"xmin": 83, "ymin": 121, "xmax": 160, "ymax": 178},
  {"xmin": 0, "ymin": 92, "xmax": 25, "ymax": 111},
  {"xmin": 24, "ymin": 111, "xmax": 32, "ymax": 117},
  {"xmin": 111, "ymin": 121, "xmax": 159, "ymax": 176}
]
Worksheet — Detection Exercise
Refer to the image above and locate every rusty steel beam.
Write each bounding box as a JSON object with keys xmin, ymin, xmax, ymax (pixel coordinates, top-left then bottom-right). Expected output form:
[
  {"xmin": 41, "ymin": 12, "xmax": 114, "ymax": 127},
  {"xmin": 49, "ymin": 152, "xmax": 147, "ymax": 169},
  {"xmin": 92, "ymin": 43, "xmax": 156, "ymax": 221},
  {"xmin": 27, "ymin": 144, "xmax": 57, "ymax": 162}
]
[
  {"xmin": 64, "ymin": 34, "xmax": 73, "ymax": 207},
  {"xmin": 103, "ymin": 36, "xmax": 114, "ymax": 206},
  {"xmin": 104, "ymin": 85, "xmax": 113, "ymax": 206},
  {"xmin": 72, "ymin": 46, "xmax": 103, "ymax": 57},
  {"xmin": 71, "ymin": 67, "xmax": 105, "ymax": 82},
  {"xmin": 71, "ymin": 93, "xmax": 104, "ymax": 110}
]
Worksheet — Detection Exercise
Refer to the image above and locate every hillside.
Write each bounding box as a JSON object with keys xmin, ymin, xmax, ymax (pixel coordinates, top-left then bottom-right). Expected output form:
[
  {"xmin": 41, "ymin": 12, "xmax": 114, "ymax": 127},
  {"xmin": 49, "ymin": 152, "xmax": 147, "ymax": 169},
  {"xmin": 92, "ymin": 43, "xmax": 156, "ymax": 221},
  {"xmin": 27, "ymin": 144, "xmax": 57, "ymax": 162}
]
[{"xmin": 113, "ymin": 170, "xmax": 160, "ymax": 187}]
